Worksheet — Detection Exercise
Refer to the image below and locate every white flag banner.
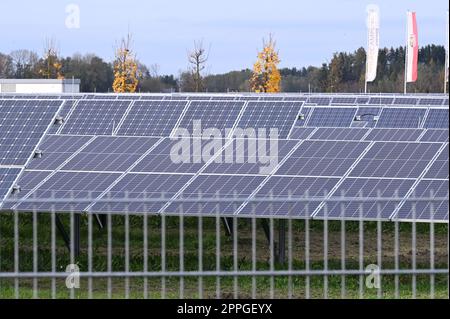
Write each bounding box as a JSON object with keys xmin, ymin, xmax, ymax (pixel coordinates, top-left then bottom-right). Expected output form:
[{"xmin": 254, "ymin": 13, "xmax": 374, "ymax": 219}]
[
  {"xmin": 406, "ymin": 11, "xmax": 418, "ymax": 83},
  {"xmin": 366, "ymin": 5, "xmax": 380, "ymax": 82},
  {"xmin": 445, "ymin": 11, "xmax": 449, "ymax": 84}
]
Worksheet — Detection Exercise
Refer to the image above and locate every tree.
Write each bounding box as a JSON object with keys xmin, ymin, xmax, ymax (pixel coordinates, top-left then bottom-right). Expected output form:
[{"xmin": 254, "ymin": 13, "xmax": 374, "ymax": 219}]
[
  {"xmin": 112, "ymin": 33, "xmax": 139, "ymax": 93},
  {"xmin": 0, "ymin": 53, "xmax": 14, "ymax": 78},
  {"xmin": 250, "ymin": 35, "xmax": 281, "ymax": 93},
  {"xmin": 187, "ymin": 40, "xmax": 209, "ymax": 92},
  {"xmin": 38, "ymin": 38, "xmax": 64, "ymax": 79},
  {"xmin": 10, "ymin": 50, "xmax": 39, "ymax": 78}
]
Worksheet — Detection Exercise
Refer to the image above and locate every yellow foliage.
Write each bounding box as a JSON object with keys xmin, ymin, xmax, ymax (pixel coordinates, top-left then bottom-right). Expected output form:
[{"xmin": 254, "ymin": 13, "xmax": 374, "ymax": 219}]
[
  {"xmin": 113, "ymin": 43, "xmax": 139, "ymax": 93},
  {"xmin": 250, "ymin": 35, "xmax": 281, "ymax": 93}
]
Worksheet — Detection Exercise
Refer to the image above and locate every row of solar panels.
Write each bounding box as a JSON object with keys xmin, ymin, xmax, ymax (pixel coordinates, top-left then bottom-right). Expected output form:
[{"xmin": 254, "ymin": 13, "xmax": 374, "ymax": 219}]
[
  {"xmin": 0, "ymin": 93, "xmax": 448, "ymax": 106},
  {"xmin": 0, "ymin": 98, "xmax": 448, "ymax": 222},
  {"xmin": 9, "ymin": 99, "xmax": 446, "ymax": 143},
  {"xmin": 2, "ymin": 135, "xmax": 448, "ymax": 222}
]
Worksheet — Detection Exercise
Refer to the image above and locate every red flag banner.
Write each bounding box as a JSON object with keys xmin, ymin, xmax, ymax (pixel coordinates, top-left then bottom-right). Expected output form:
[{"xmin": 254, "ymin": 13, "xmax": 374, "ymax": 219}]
[{"xmin": 406, "ymin": 11, "xmax": 418, "ymax": 83}]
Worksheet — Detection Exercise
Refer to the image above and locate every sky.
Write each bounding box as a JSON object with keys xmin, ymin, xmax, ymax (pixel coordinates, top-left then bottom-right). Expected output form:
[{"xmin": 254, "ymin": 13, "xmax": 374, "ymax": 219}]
[{"xmin": 0, "ymin": 0, "xmax": 448, "ymax": 75}]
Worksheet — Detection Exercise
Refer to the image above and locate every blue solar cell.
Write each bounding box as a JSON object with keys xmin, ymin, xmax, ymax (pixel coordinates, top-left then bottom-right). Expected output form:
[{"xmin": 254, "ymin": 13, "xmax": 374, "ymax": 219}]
[
  {"xmin": 364, "ymin": 129, "xmax": 423, "ymax": 141},
  {"xmin": 203, "ymin": 139, "xmax": 298, "ymax": 175},
  {"xmin": 62, "ymin": 136, "xmax": 160, "ymax": 172},
  {"xmin": 47, "ymin": 100, "xmax": 76, "ymax": 134},
  {"xmin": 90, "ymin": 173, "xmax": 193, "ymax": 214},
  {"xmin": 393, "ymin": 97, "xmax": 417, "ymax": 105},
  {"xmin": 116, "ymin": 100, "xmax": 188, "ymax": 137},
  {"xmin": 424, "ymin": 145, "xmax": 448, "ymax": 179},
  {"xmin": 28, "ymin": 135, "xmax": 93, "ymax": 170},
  {"xmin": 420, "ymin": 129, "xmax": 449, "ymax": 142},
  {"xmin": 368, "ymin": 97, "xmax": 394, "ymax": 105},
  {"xmin": 60, "ymin": 100, "xmax": 131, "ymax": 135},
  {"xmin": 310, "ymin": 128, "xmax": 368, "ymax": 141},
  {"xmin": 0, "ymin": 167, "xmax": 22, "ymax": 205},
  {"xmin": 0, "ymin": 99, "xmax": 61, "ymax": 165},
  {"xmin": 350, "ymin": 142, "xmax": 442, "ymax": 178},
  {"xmin": 276, "ymin": 140, "xmax": 370, "ymax": 176},
  {"xmin": 376, "ymin": 108, "xmax": 426, "ymax": 128},
  {"xmin": 239, "ymin": 176, "xmax": 339, "ymax": 218},
  {"xmin": 423, "ymin": 109, "xmax": 449, "ymax": 129},
  {"xmin": 176, "ymin": 101, "xmax": 244, "ymax": 136},
  {"xmin": 331, "ymin": 97, "xmax": 357, "ymax": 104},
  {"xmin": 132, "ymin": 138, "xmax": 213, "ymax": 173},
  {"xmin": 356, "ymin": 97, "xmax": 370, "ymax": 104},
  {"xmin": 418, "ymin": 98, "xmax": 444, "ymax": 106},
  {"xmin": 395, "ymin": 179, "xmax": 449, "ymax": 221},
  {"xmin": 235, "ymin": 101, "xmax": 302, "ymax": 139},
  {"xmin": 308, "ymin": 97, "xmax": 331, "ymax": 105},
  {"xmin": 289, "ymin": 127, "xmax": 315, "ymax": 140},
  {"xmin": 163, "ymin": 174, "xmax": 265, "ymax": 216},
  {"xmin": 307, "ymin": 108, "xmax": 356, "ymax": 127},
  {"xmin": 314, "ymin": 178, "xmax": 414, "ymax": 220},
  {"xmin": 14, "ymin": 172, "xmax": 121, "ymax": 212},
  {"xmin": 296, "ymin": 107, "xmax": 311, "ymax": 127},
  {"xmin": 2, "ymin": 170, "xmax": 51, "ymax": 209}
]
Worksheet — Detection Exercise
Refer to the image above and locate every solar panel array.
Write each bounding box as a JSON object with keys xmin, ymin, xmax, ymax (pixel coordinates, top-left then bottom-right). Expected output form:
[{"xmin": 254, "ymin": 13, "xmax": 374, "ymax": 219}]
[{"xmin": 0, "ymin": 93, "xmax": 448, "ymax": 223}]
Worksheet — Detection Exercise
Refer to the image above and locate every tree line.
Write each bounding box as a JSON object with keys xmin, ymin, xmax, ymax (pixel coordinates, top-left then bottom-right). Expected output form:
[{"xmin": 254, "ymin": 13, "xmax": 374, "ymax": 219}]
[{"xmin": 0, "ymin": 43, "xmax": 446, "ymax": 93}]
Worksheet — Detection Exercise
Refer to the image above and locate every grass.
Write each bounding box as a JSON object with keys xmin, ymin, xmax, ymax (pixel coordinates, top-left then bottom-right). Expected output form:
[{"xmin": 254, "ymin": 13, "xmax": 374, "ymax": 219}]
[{"xmin": 0, "ymin": 213, "xmax": 448, "ymax": 299}]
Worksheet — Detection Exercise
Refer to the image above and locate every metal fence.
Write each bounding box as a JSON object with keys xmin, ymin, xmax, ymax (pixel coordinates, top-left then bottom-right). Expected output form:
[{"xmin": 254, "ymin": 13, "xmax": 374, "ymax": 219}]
[{"xmin": 0, "ymin": 195, "xmax": 448, "ymax": 299}]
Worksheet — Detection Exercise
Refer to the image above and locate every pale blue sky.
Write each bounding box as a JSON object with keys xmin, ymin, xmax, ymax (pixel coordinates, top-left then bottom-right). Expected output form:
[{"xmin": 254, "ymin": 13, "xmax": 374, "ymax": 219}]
[{"xmin": 1, "ymin": 0, "xmax": 448, "ymax": 74}]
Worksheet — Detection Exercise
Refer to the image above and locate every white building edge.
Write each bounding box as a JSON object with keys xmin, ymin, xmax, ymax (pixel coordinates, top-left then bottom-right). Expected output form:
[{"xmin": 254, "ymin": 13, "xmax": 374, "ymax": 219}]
[{"xmin": 0, "ymin": 79, "xmax": 80, "ymax": 94}]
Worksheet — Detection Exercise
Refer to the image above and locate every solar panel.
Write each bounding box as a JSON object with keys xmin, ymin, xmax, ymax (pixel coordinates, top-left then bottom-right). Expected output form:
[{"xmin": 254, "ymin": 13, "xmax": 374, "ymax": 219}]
[
  {"xmin": 234, "ymin": 101, "xmax": 302, "ymax": 139},
  {"xmin": 140, "ymin": 95, "xmax": 165, "ymax": 100},
  {"xmin": 308, "ymin": 97, "xmax": 331, "ymax": 105},
  {"xmin": 0, "ymin": 99, "xmax": 62, "ymax": 165},
  {"xmin": 203, "ymin": 139, "xmax": 298, "ymax": 175},
  {"xmin": 89, "ymin": 173, "xmax": 193, "ymax": 214},
  {"xmin": 331, "ymin": 97, "xmax": 357, "ymax": 104},
  {"xmin": 424, "ymin": 145, "xmax": 449, "ymax": 179},
  {"xmin": 289, "ymin": 127, "xmax": 315, "ymax": 140},
  {"xmin": 61, "ymin": 136, "xmax": 160, "ymax": 172},
  {"xmin": 423, "ymin": 109, "xmax": 449, "ymax": 129},
  {"xmin": 163, "ymin": 174, "xmax": 265, "ymax": 216},
  {"xmin": 310, "ymin": 128, "xmax": 368, "ymax": 141},
  {"xmin": 314, "ymin": 178, "xmax": 414, "ymax": 220},
  {"xmin": 352, "ymin": 107, "xmax": 381, "ymax": 128},
  {"xmin": 364, "ymin": 128, "xmax": 423, "ymax": 141},
  {"xmin": 307, "ymin": 107, "xmax": 357, "ymax": 127},
  {"xmin": 394, "ymin": 179, "xmax": 448, "ymax": 221},
  {"xmin": 356, "ymin": 97, "xmax": 370, "ymax": 104},
  {"xmin": 368, "ymin": 97, "xmax": 394, "ymax": 105},
  {"xmin": 350, "ymin": 142, "xmax": 442, "ymax": 178},
  {"xmin": 116, "ymin": 100, "xmax": 188, "ymax": 137},
  {"xmin": 60, "ymin": 100, "xmax": 131, "ymax": 135},
  {"xmin": 276, "ymin": 140, "xmax": 370, "ymax": 177},
  {"xmin": 296, "ymin": 107, "xmax": 311, "ymax": 126},
  {"xmin": 393, "ymin": 97, "xmax": 417, "ymax": 105},
  {"xmin": 420, "ymin": 129, "xmax": 449, "ymax": 142},
  {"xmin": 239, "ymin": 176, "xmax": 339, "ymax": 218},
  {"xmin": 418, "ymin": 98, "xmax": 444, "ymax": 106},
  {"xmin": 131, "ymin": 138, "xmax": 212, "ymax": 174},
  {"xmin": 0, "ymin": 167, "xmax": 22, "ymax": 206},
  {"xmin": 13, "ymin": 171, "xmax": 121, "ymax": 212},
  {"xmin": 27, "ymin": 135, "xmax": 94, "ymax": 170},
  {"xmin": 376, "ymin": 108, "xmax": 426, "ymax": 128},
  {"xmin": 176, "ymin": 101, "xmax": 244, "ymax": 137},
  {"xmin": 47, "ymin": 100, "xmax": 77, "ymax": 134}
]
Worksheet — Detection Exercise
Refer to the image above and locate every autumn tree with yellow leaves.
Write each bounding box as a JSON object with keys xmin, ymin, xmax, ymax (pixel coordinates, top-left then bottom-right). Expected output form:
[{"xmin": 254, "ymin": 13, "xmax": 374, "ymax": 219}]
[
  {"xmin": 112, "ymin": 34, "xmax": 140, "ymax": 93},
  {"xmin": 39, "ymin": 39, "xmax": 64, "ymax": 79},
  {"xmin": 250, "ymin": 35, "xmax": 281, "ymax": 93}
]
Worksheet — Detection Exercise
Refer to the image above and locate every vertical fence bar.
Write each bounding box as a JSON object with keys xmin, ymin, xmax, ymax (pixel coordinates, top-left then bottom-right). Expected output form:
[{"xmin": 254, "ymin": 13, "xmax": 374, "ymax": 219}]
[
  {"xmin": 51, "ymin": 209, "xmax": 56, "ymax": 299},
  {"xmin": 394, "ymin": 217, "xmax": 400, "ymax": 299},
  {"xmin": 215, "ymin": 196, "xmax": 221, "ymax": 299},
  {"xmin": 69, "ymin": 211, "xmax": 75, "ymax": 299},
  {"xmin": 233, "ymin": 216, "xmax": 238, "ymax": 298},
  {"xmin": 161, "ymin": 213, "xmax": 166, "ymax": 299},
  {"xmin": 179, "ymin": 207, "xmax": 184, "ymax": 299},
  {"xmin": 143, "ymin": 211, "xmax": 148, "ymax": 299},
  {"xmin": 107, "ymin": 213, "xmax": 112, "ymax": 299},
  {"xmin": 32, "ymin": 210, "xmax": 38, "ymax": 299},
  {"xmin": 377, "ymin": 201, "xmax": 382, "ymax": 299},
  {"xmin": 14, "ymin": 210, "xmax": 19, "ymax": 299},
  {"xmin": 198, "ymin": 213, "xmax": 203, "ymax": 299},
  {"xmin": 125, "ymin": 211, "xmax": 130, "ymax": 299},
  {"xmin": 288, "ymin": 217, "xmax": 293, "ymax": 299},
  {"xmin": 323, "ymin": 204, "xmax": 328, "ymax": 299},
  {"xmin": 358, "ymin": 198, "xmax": 364, "ymax": 299},
  {"xmin": 251, "ymin": 205, "xmax": 257, "ymax": 299},
  {"xmin": 269, "ymin": 218, "xmax": 274, "ymax": 299},
  {"xmin": 305, "ymin": 204, "xmax": 310, "ymax": 299},
  {"xmin": 340, "ymin": 202, "xmax": 346, "ymax": 299},
  {"xmin": 88, "ymin": 213, "xmax": 93, "ymax": 299},
  {"xmin": 429, "ymin": 202, "xmax": 435, "ymax": 299}
]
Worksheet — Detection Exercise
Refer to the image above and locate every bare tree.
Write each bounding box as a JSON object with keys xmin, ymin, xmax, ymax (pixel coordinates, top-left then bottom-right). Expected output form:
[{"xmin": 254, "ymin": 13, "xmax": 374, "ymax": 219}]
[
  {"xmin": 187, "ymin": 40, "xmax": 209, "ymax": 92},
  {"xmin": 10, "ymin": 49, "xmax": 39, "ymax": 78}
]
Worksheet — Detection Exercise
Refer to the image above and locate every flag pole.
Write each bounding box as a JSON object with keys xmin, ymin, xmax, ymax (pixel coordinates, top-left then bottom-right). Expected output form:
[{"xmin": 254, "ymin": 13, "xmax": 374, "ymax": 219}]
[
  {"xmin": 444, "ymin": 11, "xmax": 449, "ymax": 94},
  {"xmin": 404, "ymin": 11, "xmax": 408, "ymax": 94}
]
